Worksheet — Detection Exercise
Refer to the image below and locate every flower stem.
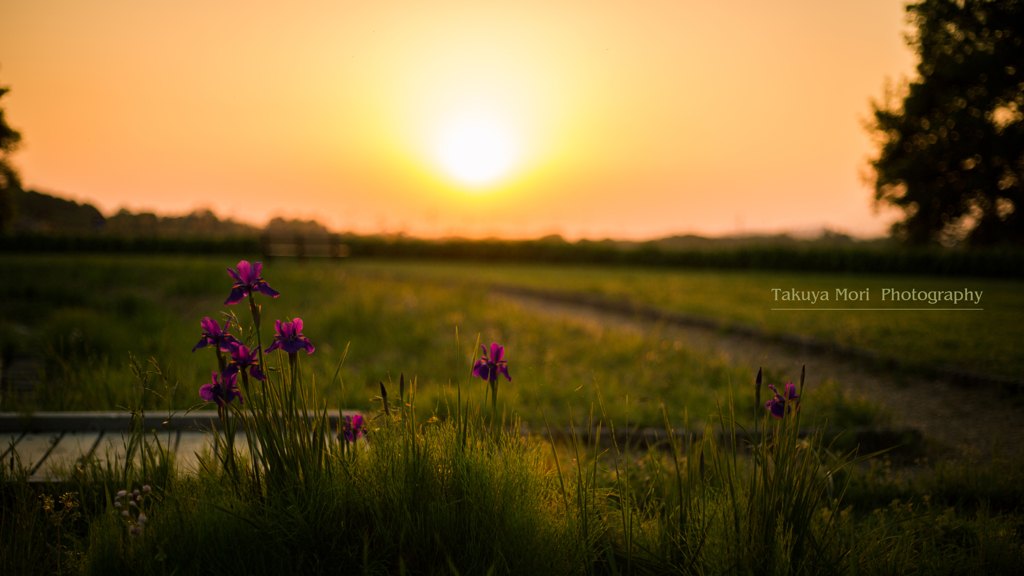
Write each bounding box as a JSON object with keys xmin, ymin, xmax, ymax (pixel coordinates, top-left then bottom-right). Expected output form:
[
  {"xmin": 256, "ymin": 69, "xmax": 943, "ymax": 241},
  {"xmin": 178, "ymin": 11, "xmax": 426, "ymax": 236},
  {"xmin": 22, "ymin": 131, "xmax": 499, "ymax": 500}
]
[
  {"xmin": 288, "ymin": 352, "xmax": 298, "ymax": 415},
  {"xmin": 489, "ymin": 372, "xmax": 498, "ymax": 436},
  {"xmin": 248, "ymin": 293, "xmax": 266, "ymax": 379}
]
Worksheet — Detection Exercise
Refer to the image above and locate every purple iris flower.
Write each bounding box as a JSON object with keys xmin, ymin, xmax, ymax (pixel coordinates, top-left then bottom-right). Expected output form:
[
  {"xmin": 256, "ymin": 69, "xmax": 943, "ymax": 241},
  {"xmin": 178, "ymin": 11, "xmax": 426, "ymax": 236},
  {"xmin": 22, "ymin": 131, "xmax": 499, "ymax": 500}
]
[
  {"xmin": 199, "ymin": 371, "xmax": 243, "ymax": 407},
  {"xmin": 224, "ymin": 261, "xmax": 280, "ymax": 306},
  {"xmin": 224, "ymin": 342, "xmax": 267, "ymax": 381},
  {"xmin": 341, "ymin": 414, "xmax": 366, "ymax": 442},
  {"xmin": 472, "ymin": 343, "xmax": 511, "ymax": 383},
  {"xmin": 266, "ymin": 318, "xmax": 315, "ymax": 354},
  {"xmin": 765, "ymin": 382, "xmax": 800, "ymax": 418},
  {"xmin": 191, "ymin": 317, "xmax": 240, "ymax": 353}
]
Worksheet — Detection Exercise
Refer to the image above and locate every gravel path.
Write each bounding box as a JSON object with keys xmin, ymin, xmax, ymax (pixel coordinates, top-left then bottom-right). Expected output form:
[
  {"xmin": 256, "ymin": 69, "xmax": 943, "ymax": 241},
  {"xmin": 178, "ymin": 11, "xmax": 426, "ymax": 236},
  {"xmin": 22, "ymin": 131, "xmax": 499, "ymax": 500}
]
[{"xmin": 495, "ymin": 291, "xmax": 1024, "ymax": 461}]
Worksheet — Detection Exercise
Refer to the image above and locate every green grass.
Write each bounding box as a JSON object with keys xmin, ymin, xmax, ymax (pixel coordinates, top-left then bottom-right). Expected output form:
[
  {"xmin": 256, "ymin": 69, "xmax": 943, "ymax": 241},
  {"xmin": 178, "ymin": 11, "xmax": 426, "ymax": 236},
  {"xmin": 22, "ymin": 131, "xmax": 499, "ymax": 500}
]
[
  {"xmin": 3, "ymin": 389, "xmax": 1022, "ymax": 575},
  {"xmin": 0, "ymin": 254, "xmax": 882, "ymax": 429},
  {"xmin": 2, "ymin": 253, "xmax": 1022, "ymax": 574},
  {"xmin": 335, "ymin": 260, "xmax": 1024, "ymax": 379}
]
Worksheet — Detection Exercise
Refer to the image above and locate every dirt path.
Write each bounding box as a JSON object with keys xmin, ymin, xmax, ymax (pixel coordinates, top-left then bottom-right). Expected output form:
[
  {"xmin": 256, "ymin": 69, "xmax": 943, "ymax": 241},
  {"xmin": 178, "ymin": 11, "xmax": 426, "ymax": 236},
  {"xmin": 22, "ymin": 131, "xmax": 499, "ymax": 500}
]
[{"xmin": 495, "ymin": 291, "xmax": 1024, "ymax": 461}]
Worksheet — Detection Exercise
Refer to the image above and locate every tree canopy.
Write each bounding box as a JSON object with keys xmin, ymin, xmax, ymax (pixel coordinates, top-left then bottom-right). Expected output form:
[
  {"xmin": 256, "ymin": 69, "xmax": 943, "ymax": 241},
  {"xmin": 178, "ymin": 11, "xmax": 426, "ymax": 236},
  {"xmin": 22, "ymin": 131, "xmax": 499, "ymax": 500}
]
[
  {"xmin": 869, "ymin": 0, "xmax": 1024, "ymax": 246},
  {"xmin": 0, "ymin": 82, "xmax": 23, "ymax": 232}
]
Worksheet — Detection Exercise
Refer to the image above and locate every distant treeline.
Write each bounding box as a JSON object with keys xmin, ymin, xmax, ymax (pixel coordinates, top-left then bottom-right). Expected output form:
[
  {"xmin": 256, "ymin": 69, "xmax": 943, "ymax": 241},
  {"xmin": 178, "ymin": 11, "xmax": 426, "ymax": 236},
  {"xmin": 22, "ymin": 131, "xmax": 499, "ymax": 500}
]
[
  {"xmin": 3, "ymin": 188, "xmax": 1022, "ymax": 277},
  {"xmin": 345, "ymin": 236, "xmax": 1024, "ymax": 278},
  {"xmin": 1, "ymin": 233, "xmax": 260, "ymax": 255},
  {"xmin": 3, "ymin": 232, "xmax": 1023, "ymax": 278},
  {"xmin": 1, "ymin": 188, "xmax": 330, "ymax": 238}
]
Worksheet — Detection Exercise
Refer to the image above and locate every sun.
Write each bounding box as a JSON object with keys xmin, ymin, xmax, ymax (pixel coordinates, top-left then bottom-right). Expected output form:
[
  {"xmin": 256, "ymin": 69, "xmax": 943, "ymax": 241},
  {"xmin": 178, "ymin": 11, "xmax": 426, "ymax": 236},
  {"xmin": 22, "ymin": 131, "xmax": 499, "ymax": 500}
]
[{"xmin": 435, "ymin": 114, "xmax": 517, "ymax": 188}]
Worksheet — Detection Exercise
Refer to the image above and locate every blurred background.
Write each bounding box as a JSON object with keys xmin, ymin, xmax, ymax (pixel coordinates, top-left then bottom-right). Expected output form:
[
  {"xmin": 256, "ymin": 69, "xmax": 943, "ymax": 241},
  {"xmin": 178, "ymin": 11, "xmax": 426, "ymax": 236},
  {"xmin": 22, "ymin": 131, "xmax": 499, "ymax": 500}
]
[{"xmin": 0, "ymin": 0, "xmax": 923, "ymax": 241}]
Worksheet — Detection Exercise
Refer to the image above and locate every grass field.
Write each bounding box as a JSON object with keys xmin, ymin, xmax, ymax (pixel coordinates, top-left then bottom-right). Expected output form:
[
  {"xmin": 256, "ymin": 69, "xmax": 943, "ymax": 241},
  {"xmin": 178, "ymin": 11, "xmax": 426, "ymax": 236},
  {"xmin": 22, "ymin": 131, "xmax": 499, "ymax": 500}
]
[
  {"xmin": 339, "ymin": 260, "xmax": 1024, "ymax": 380},
  {"xmin": 0, "ymin": 254, "xmax": 895, "ymax": 429},
  {"xmin": 3, "ymin": 253, "xmax": 1023, "ymax": 575},
  {"xmin": 1, "ymin": 252, "xmax": 1016, "ymax": 434}
]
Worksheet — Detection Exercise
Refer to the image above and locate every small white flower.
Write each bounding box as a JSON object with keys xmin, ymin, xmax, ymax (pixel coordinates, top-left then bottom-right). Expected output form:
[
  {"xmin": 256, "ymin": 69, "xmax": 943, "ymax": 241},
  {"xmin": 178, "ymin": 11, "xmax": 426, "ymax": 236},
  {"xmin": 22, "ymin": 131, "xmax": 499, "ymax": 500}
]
[
  {"xmin": 142, "ymin": 485, "xmax": 151, "ymax": 493},
  {"xmin": 121, "ymin": 510, "xmax": 129, "ymax": 517},
  {"xmin": 114, "ymin": 502, "xmax": 122, "ymax": 508},
  {"xmin": 116, "ymin": 490, "xmax": 127, "ymax": 498},
  {"xmin": 133, "ymin": 489, "xmax": 141, "ymax": 497},
  {"xmin": 137, "ymin": 513, "xmax": 147, "ymax": 524}
]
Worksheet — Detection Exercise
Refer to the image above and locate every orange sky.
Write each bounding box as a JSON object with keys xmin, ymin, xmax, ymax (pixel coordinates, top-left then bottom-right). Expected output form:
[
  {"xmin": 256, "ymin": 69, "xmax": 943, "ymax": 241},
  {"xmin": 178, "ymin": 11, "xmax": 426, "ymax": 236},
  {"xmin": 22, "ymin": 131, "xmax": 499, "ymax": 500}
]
[{"xmin": 0, "ymin": 0, "xmax": 916, "ymax": 239}]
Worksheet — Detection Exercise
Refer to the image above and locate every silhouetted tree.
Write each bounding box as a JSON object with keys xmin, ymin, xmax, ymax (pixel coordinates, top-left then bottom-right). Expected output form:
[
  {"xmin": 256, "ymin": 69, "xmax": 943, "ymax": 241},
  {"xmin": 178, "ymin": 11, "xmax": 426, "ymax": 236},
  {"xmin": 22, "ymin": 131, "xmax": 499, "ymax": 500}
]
[
  {"xmin": 0, "ymin": 81, "xmax": 22, "ymax": 233},
  {"xmin": 869, "ymin": 0, "xmax": 1024, "ymax": 246},
  {"xmin": 11, "ymin": 189, "xmax": 104, "ymax": 233}
]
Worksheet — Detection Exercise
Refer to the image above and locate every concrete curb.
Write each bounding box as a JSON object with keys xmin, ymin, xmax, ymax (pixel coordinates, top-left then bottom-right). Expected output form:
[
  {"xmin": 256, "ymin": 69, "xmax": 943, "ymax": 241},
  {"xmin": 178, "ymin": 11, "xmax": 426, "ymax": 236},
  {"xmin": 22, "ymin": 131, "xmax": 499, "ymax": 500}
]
[{"xmin": 0, "ymin": 410, "xmax": 361, "ymax": 433}]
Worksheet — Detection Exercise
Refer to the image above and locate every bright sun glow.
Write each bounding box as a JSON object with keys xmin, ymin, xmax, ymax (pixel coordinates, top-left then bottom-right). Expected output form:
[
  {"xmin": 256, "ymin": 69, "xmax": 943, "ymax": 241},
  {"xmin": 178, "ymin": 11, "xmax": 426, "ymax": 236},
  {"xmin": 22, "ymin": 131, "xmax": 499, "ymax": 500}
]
[{"xmin": 435, "ymin": 114, "xmax": 517, "ymax": 187}]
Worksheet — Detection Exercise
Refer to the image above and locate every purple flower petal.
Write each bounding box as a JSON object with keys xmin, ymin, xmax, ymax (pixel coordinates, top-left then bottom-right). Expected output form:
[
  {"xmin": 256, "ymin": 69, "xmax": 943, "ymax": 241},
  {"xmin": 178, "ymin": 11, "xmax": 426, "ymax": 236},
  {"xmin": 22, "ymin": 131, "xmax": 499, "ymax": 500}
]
[
  {"xmin": 784, "ymin": 382, "xmax": 799, "ymax": 401},
  {"xmin": 248, "ymin": 365, "xmax": 267, "ymax": 382},
  {"xmin": 193, "ymin": 317, "xmax": 238, "ymax": 352},
  {"xmin": 192, "ymin": 336, "xmax": 211, "ymax": 353},
  {"xmin": 229, "ymin": 343, "xmax": 249, "ymax": 362},
  {"xmin": 267, "ymin": 319, "xmax": 314, "ymax": 355},
  {"xmin": 199, "ymin": 371, "xmax": 242, "ymax": 407},
  {"xmin": 256, "ymin": 282, "xmax": 280, "ymax": 298},
  {"xmin": 226, "ymin": 261, "xmax": 276, "ymax": 304},
  {"xmin": 200, "ymin": 317, "xmax": 220, "ymax": 334},
  {"xmin": 342, "ymin": 414, "xmax": 367, "ymax": 442},
  {"xmin": 765, "ymin": 382, "xmax": 798, "ymax": 418},
  {"xmin": 224, "ymin": 287, "xmax": 246, "ymax": 306},
  {"xmin": 472, "ymin": 342, "xmax": 511, "ymax": 382},
  {"xmin": 236, "ymin": 261, "xmax": 254, "ymax": 283},
  {"xmin": 472, "ymin": 361, "xmax": 490, "ymax": 380},
  {"xmin": 199, "ymin": 384, "xmax": 216, "ymax": 403}
]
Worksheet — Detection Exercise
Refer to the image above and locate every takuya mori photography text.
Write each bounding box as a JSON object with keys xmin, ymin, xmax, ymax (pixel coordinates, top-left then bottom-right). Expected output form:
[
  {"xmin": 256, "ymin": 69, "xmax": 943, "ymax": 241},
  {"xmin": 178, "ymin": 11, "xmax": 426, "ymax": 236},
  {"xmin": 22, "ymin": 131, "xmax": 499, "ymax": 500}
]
[{"xmin": 770, "ymin": 287, "xmax": 984, "ymax": 308}]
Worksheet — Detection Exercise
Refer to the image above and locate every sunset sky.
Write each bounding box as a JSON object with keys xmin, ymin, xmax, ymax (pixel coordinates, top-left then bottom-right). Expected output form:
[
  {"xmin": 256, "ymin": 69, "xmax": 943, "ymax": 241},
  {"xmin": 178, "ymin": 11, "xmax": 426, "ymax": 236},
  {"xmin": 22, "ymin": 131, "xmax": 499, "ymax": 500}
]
[{"xmin": 0, "ymin": 0, "xmax": 917, "ymax": 240}]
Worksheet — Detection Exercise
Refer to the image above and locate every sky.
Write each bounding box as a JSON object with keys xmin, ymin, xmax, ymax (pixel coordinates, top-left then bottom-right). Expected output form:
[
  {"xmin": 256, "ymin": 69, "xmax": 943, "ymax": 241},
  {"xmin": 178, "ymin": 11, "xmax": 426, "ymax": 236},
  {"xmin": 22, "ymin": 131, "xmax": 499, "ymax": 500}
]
[{"xmin": 0, "ymin": 0, "xmax": 918, "ymax": 240}]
